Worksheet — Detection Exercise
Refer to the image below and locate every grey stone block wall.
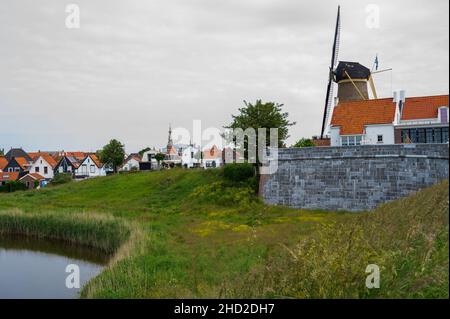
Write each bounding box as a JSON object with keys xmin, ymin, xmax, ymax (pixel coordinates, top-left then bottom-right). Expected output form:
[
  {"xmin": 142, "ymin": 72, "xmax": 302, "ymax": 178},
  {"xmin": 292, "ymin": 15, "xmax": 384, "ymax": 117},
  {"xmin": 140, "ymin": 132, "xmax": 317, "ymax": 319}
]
[{"xmin": 262, "ymin": 144, "xmax": 449, "ymax": 211}]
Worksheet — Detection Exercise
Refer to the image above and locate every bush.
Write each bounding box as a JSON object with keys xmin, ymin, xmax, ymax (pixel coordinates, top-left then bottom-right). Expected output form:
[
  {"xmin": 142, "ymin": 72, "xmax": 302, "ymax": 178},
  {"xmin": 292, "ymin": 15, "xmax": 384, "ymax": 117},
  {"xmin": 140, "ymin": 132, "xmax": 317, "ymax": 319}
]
[
  {"xmin": 0, "ymin": 181, "xmax": 27, "ymax": 193},
  {"xmin": 189, "ymin": 181, "xmax": 257, "ymax": 208},
  {"xmin": 223, "ymin": 163, "xmax": 255, "ymax": 183},
  {"xmin": 49, "ymin": 173, "xmax": 73, "ymax": 186}
]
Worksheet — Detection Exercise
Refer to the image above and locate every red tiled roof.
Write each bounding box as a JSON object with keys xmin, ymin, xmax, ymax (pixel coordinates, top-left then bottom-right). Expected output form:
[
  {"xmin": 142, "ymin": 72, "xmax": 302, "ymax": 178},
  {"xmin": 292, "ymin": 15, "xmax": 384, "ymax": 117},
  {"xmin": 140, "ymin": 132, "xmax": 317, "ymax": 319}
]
[
  {"xmin": 331, "ymin": 98, "xmax": 396, "ymax": 135},
  {"xmin": 401, "ymin": 95, "xmax": 449, "ymax": 120},
  {"xmin": 14, "ymin": 157, "xmax": 31, "ymax": 170},
  {"xmin": 0, "ymin": 172, "xmax": 20, "ymax": 182},
  {"xmin": 0, "ymin": 156, "xmax": 7, "ymax": 170},
  {"xmin": 89, "ymin": 154, "xmax": 103, "ymax": 168},
  {"xmin": 31, "ymin": 153, "xmax": 58, "ymax": 168},
  {"xmin": 167, "ymin": 146, "xmax": 178, "ymax": 155},
  {"xmin": 20, "ymin": 173, "xmax": 45, "ymax": 181},
  {"xmin": 203, "ymin": 145, "xmax": 221, "ymax": 159}
]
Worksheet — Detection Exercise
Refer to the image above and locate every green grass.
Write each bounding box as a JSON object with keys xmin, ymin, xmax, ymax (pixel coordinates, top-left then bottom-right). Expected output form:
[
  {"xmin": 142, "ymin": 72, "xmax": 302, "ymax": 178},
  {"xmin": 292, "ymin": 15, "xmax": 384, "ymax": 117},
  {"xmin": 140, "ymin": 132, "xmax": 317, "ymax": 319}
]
[{"xmin": 0, "ymin": 169, "xmax": 447, "ymax": 298}]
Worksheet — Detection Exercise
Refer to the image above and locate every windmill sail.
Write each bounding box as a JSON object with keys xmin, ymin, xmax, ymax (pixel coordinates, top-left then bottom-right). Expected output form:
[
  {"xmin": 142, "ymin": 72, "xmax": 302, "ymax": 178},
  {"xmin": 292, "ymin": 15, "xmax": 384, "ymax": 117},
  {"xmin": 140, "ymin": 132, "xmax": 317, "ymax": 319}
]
[{"xmin": 320, "ymin": 6, "xmax": 341, "ymax": 138}]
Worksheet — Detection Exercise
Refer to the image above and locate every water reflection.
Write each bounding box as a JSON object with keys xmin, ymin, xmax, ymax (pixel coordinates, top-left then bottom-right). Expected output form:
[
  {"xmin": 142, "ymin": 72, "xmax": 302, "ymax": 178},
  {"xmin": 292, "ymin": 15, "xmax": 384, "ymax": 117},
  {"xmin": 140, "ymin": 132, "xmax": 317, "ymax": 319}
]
[{"xmin": 0, "ymin": 235, "xmax": 110, "ymax": 299}]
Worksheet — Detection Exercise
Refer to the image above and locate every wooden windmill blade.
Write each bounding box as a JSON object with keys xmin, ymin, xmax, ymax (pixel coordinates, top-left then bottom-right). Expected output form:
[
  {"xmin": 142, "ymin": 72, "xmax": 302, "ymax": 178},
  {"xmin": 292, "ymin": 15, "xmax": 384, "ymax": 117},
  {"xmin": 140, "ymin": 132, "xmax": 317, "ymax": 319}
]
[
  {"xmin": 320, "ymin": 6, "xmax": 341, "ymax": 139},
  {"xmin": 368, "ymin": 75, "xmax": 378, "ymax": 99}
]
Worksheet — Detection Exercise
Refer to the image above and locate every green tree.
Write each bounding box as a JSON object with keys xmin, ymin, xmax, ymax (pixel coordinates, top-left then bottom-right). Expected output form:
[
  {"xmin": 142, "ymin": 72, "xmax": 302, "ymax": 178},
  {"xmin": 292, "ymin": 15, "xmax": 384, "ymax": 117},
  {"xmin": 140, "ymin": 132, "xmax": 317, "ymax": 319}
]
[
  {"xmin": 0, "ymin": 148, "xmax": 4, "ymax": 156},
  {"xmin": 138, "ymin": 147, "xmax": 151, "ymax": 157},
  {"xmin": 98, "ymin": 139, "xmax": 126, "ymax": 173},
  {"xmin": 293, "ymin": 138, "xmax": 315, "ymax": 148},
  {"xmin": 225, "ymin": 100, "xmax": 295, "ymax": 166},
  {"xmin": 155, "ymin": 153, "xmax": 165, "ymax": 165}
]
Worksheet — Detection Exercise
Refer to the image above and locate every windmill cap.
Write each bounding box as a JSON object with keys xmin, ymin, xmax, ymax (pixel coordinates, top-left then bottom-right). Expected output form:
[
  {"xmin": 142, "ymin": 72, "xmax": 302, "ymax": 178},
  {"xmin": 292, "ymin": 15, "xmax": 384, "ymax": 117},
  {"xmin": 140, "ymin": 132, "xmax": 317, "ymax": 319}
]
[{"xmin": 334, "ymin": 61, "xmax": 371, "ymax": 82}]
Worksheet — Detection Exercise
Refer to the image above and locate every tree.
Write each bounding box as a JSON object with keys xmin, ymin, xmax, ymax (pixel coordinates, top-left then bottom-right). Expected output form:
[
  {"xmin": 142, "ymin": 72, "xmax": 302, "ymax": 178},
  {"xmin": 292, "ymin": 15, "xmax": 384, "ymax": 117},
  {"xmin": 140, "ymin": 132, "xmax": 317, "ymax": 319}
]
[
  {"xmin": 98, "ymin": 139, "xmax": 126, "ymax": 173},
  {"xmin": 293, "ymin": 138, "xmax": 315, "ymax": 148},
  {"xmin": 138, "ymin": 147, "xmax": 151, "ymax": 157},
  {"xmin": 155, "ymin": 153, "xmax": 165, "ymax": 165},
  {"xmin": 0, "ymin": 148, "xmax": 4, "ymax": 156},
  {"xmin": 225, "ymin": 100, "xmax": 295, "ymax": 166}
]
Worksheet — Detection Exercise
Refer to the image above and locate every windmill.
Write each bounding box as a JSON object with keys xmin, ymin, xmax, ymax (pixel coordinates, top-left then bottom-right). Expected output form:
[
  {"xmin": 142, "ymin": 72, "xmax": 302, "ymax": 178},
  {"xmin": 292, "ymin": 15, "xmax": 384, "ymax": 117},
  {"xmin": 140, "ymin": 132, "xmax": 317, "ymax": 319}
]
[{"xmin": 320, "ymin": 6, "xmax": 341, "ymax": 139}]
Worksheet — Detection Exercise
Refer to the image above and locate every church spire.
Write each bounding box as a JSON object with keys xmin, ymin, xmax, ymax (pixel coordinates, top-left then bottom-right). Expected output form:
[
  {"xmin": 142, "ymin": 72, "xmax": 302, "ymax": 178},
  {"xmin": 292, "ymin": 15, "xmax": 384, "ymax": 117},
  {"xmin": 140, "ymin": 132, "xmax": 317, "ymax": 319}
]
[{"xmin": 167, "ymin": 123, "xmax": 173, "ymax": 150}]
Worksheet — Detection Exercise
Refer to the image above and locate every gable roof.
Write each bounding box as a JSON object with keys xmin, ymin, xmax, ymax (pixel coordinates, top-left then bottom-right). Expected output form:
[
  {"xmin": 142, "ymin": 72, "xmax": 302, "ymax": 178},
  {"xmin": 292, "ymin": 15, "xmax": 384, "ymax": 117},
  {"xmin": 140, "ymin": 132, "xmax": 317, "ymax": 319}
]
[
  {"xmin": 55, "ymin": 155, "xmax": 81, "ymax": 169},
  {"xmin": 0, "ymin": 156, "xmax": 7, "ymax": 171},
  {"xmin": 401, "ymin": 95, "xmax": 449, "ymax": 120},
  {"xmin": 203, "ymin": 145, "xmax": 221, "ymax": 159},
  {"xmin": 31, "ymin": 153, "xmax": 58, "ymax": 168},
  {"xmin": 9, "ymin": 157, "xmax": 31, "ymax": 170},
  {"xmin": 5, "ymin": 148, "xmax": 31, "ymax": 162},
  {"xmin": 124, "ymin": 153, "xmax": 141, "ymax": 163},
  {"xmin": 0, "ymin": 172, "xmax": 20, "ymax": 182},
  {"xmin": 331, "ymin": 98, "xmax": 396, "ymax": 135},
  {"xmin": 19, "ymin": 173, "xmax": 45, "ymax": 181}
]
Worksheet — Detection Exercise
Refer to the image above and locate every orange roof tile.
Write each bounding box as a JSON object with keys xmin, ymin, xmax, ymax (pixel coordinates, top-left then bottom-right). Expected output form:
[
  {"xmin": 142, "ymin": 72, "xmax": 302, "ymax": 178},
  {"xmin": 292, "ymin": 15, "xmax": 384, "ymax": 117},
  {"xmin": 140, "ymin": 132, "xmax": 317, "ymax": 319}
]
[
  {"xmin": 203, "ymin": 145, "xmax": 221, "ymax": 159},
  {"xmin": 331, "ymin": 98, "xmax": 396, "ymax": 135},
  {"xmin": 14, "ymin": 157, "xmax": 31, "ymax": 170},
  {"xmin": 0, "ymin": 172, "xmax": 20, "ymax": 181},
  {"xmin": 0, "ymin": 156, "xmax": 7, "ymax": 170},
  {"xmin": 30, "ymin": 173, "xmax": 45, "ymax": 180},
  {"xmin": 31, "ymin": 153, "xmax": 58, "ymax": 168},
  {"xmin": 401, "ymin": 95, "xmax": 449, "ymax": 120},
  {"xmin": 89, "ymin": 154, "xmax": 103, "ymax": 168}
]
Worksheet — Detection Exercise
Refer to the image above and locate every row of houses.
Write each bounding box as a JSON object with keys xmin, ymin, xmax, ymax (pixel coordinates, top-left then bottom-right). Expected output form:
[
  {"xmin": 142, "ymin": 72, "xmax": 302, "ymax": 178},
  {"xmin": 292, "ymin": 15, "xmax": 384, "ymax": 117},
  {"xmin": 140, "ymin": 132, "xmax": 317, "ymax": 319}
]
[{"xmin": 0, "ymin": 149, "xmax": 106, "ymax": 189}]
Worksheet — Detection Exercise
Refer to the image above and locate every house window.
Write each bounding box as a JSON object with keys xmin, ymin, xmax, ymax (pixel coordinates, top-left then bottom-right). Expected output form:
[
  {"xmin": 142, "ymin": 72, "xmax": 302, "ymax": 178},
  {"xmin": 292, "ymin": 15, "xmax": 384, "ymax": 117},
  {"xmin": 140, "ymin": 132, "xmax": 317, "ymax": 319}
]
[
  {"xmin": 59, "ymin": 167, "xmax": 63, "ymax": 173},
  {"xmin": 341, "ymin": 135, "xmax": 362, "ymax": 146},
  {"xmin": 443, "ymin": 127, "xmax": 449, "ymax": 143},
  {"xmin": 35, "ymin": 167, "xmax": 40, "ymax": 173},
  {"xmin": 377, "ymin": 135, "xmax": 383, "ymax": 143},
  {"xmin": 44, "ymin": 167, "xmax": 48, "ymax": 174},
  {"xmin": 90, "ymin": 165, "xmax": 95, "ymax": 173},
  {"xmin": 401, "ymin": 127, "xmax": 449, "ymax": 144}
]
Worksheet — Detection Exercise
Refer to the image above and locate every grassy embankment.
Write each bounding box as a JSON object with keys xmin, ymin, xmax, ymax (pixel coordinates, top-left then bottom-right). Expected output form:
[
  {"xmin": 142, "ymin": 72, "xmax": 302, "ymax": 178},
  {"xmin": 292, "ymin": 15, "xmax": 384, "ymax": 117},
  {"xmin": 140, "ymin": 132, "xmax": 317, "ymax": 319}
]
[{"xmin": 0, "ymin": 169, "xmax": 448, "ymax": 298}]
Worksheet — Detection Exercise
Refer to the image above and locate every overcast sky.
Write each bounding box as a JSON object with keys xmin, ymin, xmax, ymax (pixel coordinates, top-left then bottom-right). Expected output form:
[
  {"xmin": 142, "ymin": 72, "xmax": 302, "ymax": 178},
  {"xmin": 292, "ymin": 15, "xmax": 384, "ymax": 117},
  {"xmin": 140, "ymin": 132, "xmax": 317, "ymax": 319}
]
[{"xmin": 0, "ymin": 0, "xmax": 448, "ymax": 153}]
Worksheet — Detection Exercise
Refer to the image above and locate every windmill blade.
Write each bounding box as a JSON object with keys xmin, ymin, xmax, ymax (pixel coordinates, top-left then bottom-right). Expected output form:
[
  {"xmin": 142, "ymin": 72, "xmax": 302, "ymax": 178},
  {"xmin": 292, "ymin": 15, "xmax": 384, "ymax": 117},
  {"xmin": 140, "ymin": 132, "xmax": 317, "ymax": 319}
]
[{"xmin": 320, "ymin": 6, "xmax": 341, "ymax": 138}]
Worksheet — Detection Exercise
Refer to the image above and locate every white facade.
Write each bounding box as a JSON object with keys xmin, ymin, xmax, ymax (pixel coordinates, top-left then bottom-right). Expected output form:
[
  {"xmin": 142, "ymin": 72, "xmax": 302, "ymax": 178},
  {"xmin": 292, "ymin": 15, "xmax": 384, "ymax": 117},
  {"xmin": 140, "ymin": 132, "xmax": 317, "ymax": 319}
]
[
  {"xmin": 364, "ymin": 124, "xmax": 395, "ymax": 145},
  {"xmin": 330, "ymin": 124, "xmax": 395, "ymax": 146},
  {"xmin": 29, "ymin": 156, "xmax": 54, "ymax": 180},
  {"xmin": 74, "ymin": 155, "xmax": 106, "ymax": 178},
  {"xmin": 121, "ymin": 157, "xmax": 140, "ymax": 171},
  {"xmin": 181, "ymin": 145, "xmax": 201, "ymax": 168}
]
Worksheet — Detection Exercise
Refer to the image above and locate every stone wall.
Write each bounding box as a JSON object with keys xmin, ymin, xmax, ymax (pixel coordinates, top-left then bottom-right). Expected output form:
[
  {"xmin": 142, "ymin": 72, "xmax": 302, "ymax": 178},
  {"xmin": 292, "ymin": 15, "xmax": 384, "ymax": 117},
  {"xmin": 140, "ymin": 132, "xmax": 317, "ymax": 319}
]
[{"xmin": 261, "ymin": 144, "xmax": 449, "ymax": 211}]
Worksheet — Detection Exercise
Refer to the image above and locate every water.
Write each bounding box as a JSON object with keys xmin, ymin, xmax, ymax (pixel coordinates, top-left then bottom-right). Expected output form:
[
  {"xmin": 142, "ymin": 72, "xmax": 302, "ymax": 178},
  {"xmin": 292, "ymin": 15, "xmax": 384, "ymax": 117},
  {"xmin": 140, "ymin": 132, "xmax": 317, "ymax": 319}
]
[{"xmin": 0, "ymin": 236, "xmax": 110, "ymax": 299}]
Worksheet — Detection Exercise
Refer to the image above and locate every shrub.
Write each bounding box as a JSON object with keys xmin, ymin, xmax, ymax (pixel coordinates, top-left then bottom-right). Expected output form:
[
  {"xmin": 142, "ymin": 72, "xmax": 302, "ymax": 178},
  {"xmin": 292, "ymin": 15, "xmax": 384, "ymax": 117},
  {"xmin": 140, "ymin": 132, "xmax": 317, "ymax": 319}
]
[
  {"xmin": 189, "ymin": 181, "xmax": 258, "ymax": 208},
  {"xmin": 49, "ymin": 173, "xmax": 73, "ymax": 186},
  {"xmin": 0, "ymin": 181, "xmax": 27, "ymax": 193},
  {"xmin": 223, "ymin": 163, "xmax": 255, "ymax": 183}
]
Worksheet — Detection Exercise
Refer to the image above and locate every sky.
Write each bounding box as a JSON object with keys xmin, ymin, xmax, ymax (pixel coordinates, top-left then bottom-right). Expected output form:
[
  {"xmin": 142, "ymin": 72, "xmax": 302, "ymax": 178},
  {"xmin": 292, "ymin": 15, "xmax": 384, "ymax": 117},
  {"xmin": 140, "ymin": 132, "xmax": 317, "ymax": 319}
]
[{"xmin": 0, "ymin": 0, "xmax": 448, "ymax": 153}]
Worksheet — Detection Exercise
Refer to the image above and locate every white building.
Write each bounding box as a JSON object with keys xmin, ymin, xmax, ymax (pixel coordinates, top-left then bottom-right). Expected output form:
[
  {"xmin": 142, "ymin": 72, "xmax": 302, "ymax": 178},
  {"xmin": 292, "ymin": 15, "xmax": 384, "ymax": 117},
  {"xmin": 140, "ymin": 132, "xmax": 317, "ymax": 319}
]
[
  {"xmin": 202, "ymin": 145, "xmax": 223, "ymax": 169},
  {"xmin": 74, "ymin": 154, "xmax": 106, "ymax": 178},
  {"xmin": 181, "ymin": 145, "xmax": 201, "ymax": 168},
  {"xmin": 329, "ymin": 93, "xmax": 448, "ymax": 146},
  {"xmin": 29, "ymin": 154, "xmax": 57, "ymax": 180},
  {"xmin": 120, "ymin": 153, "xmax": 141, "ymax": 171}
]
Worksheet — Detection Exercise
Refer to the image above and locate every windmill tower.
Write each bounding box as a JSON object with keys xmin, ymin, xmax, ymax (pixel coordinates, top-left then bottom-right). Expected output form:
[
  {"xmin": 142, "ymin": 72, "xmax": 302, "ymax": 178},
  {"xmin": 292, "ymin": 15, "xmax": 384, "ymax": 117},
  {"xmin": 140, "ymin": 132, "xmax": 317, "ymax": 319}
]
[{"xmin": 320, "ymin": 6, "xmax": 387, "ymax": 138}]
